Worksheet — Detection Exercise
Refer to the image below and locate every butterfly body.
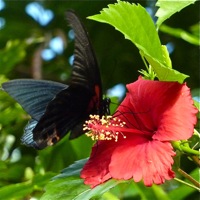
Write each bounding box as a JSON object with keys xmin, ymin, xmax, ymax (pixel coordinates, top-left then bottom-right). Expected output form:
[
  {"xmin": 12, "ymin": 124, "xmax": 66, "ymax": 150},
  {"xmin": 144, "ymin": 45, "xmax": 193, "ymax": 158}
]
[{"xmin": 2, "ymin": 11, "xmax": 110, "ymax": 149}]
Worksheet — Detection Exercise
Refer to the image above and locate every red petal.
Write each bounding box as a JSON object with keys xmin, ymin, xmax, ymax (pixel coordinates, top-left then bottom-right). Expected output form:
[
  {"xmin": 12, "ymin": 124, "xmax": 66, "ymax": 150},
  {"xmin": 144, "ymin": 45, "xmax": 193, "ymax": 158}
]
[
  {"xmin": 152, "ymin": 83, "xmax": 198, "ymax": 141},
  {"xmin": 109, "ymin": 135, "xmax": 175, "ymax": 186},
  {"xmin": 116, "ymin": 78, "xmax": 197, "ymax": 141},
  {"xmin": 80, "ymin": 141, "xmax": 116, "ymax": 188},
  {"xmin": 81, "ymin": 134, "xmax": 176, "ymax": 187}
]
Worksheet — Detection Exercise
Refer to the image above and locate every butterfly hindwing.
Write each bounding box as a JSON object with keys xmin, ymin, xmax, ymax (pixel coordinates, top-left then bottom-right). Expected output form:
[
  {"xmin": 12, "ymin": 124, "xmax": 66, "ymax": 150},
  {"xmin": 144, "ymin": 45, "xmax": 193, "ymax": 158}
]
[
  {"xmin": 23, "ymin": 119, "xmax": 39, "ymax": 148},
  {"xmin": 2, "ymin": 79, "xmax": 68, "ymax": 148},
  {"xmin": 2, "ymin": 79, "xmax": 68, "ymax": 120},
  {"xmin": 32, "ymin": 85, "xmax": 93, "ymax": 149}
]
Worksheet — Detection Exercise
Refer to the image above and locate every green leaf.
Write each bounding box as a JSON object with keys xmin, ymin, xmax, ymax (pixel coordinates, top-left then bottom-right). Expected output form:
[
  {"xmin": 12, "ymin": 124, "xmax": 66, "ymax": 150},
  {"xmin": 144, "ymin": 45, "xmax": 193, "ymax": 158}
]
[
  {"xmin": 88, "ymin": 1, "xmax": 188, "ymax": 83},
  {"xmin": 0, "ymin": 182, "xmax": 33, "ymax": 200},
  {"xmin": 42, "ymin": 159, "xmax": 173, "ymax": 200},
  {"xmin": 0, "ymin": 172, "xmax": 55, "ymax": 200},
  {"xmin": 0, "ymin": 38, "xmax": 43, "ymax": 75},
  {"xmin": 0, "ymin": 40, "xmax": 27, "ymax": 74},
  {"xmin": 151, "ymin": 184, "xmax": 171, "ymax": 200},
  {"xmin": 88, "ymin": 1, "xmax": 164, "ymax": 65},
  {"xmin": 135, "ymin": 183, "xmax": 171, "ymax": 200},
  {"xmin": 156, "ymin": 0, "xmax": 197, "ymax": 28},
  {"xmin": 192, "ymin": 88, "xmax": 200, "ymax": 113},
  {"xmin": 38, "ymin": 134, "xmax": 93, "ymax": 172},
  {"xmin": 33, "ymin": 172, "xmax": 57, "ymax": 188},
  {"xmin": 105, "ymin": 181, "xmax": 171, "ymax": 200},
  {"xmin": 161, "ymin": 45, "xmax": 172, "ymax": 68},
  {"xmin": 193, "ymin": 99, "xmax": 200, "ymax": 111},
  {"xmin": 53, "ymin": 158, "xmax": 88, "ymax": 179},
  {"xmin": 141, "ymin": 53, "xmax": 189, "ymax": 82},
  {"xmin": 102, "ymin": 191, "xmax": 120, "ymax": 200},
  {"xmin": 41, "ymin": 159, "xmax": 124, "ymax": 200}
]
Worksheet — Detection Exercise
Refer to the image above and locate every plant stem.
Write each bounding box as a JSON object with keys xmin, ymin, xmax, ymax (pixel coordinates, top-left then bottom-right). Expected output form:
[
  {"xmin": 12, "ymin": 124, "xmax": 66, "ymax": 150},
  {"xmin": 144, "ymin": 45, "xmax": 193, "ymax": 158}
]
[
  {"xmin": 172, "ymin": 141, "xmax": 200, "ymax": 155},
  {"xmin": 174, "ymin": 178, "xmax": 200, "ymax": 192},
  {"xmin": 177, "ymin": 168, "xmax": 200, "ymax": 189},
  {"xmin": 190, "ymin": 155, "xmax": 200, "ymax": 167}
]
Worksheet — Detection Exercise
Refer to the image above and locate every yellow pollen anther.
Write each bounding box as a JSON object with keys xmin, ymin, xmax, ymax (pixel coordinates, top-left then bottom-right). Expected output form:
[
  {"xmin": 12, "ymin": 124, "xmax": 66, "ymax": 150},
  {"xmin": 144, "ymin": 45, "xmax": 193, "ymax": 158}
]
[{"xmin": 83, "ymin": 115, "xmax": 126, "ymax": 142}]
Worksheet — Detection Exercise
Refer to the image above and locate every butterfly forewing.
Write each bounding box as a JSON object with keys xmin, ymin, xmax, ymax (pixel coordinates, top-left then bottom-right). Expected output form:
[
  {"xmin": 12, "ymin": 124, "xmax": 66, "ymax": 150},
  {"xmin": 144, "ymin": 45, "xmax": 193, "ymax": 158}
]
[
  {"xmin": 66, "ymin": 11, "xmax": 102, "ymax": 93},
  {"xmin": 31, "ymin": 11, "xmax": 104, "ymax": 149},
  {"xmin": 2, "ymin": 11, "xmax": 109, "ymax": 149}
]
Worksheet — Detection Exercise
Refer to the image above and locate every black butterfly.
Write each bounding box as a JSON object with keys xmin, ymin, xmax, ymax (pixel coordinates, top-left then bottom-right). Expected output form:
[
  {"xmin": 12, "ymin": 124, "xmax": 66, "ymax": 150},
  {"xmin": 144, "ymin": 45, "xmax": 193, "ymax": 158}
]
[{"xmin": 2, "ymin": 11, "xmax": 110, "ymax": 150}]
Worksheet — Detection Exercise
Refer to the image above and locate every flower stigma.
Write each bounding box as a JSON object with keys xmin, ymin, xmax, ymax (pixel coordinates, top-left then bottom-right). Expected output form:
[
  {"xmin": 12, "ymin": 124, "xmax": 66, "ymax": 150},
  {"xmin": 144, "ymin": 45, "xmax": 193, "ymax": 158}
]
[{"xmin": 83, "ymin": 115, "xmax": 127, "ymax": 142}]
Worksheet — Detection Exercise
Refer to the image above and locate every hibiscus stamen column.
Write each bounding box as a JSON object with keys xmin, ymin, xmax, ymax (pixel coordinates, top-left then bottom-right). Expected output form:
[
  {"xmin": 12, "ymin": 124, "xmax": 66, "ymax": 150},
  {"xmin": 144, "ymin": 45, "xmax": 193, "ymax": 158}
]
[{"xmin": 83, "ymin": 115, "xmax": 127, "ymax": 142}]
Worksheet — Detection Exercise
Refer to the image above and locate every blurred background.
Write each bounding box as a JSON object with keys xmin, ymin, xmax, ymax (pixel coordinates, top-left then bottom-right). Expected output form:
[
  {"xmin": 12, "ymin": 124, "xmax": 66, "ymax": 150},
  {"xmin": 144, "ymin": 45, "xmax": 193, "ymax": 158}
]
[{"xmin": 0, "ymin": 0, "xmax": 199, "ymax": 199}]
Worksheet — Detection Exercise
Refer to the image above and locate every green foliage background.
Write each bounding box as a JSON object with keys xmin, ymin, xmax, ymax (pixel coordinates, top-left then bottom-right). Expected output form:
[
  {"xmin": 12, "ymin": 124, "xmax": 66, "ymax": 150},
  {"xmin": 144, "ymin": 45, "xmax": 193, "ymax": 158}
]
[{"xmin": 0, "ymin": 0, "xmax": 199, "ymax": 199}]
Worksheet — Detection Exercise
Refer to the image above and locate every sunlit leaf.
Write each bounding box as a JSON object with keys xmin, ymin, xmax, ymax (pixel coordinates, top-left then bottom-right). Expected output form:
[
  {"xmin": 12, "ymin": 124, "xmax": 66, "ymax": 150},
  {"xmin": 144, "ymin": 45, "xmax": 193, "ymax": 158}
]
[
  {"xmin": 41, "ymin": 159, "xmax": 124, "ymax": 200},
  {"xmin": 88, "ymin": 1, "xmax": 164, "ymax": 64},
  {"xmin": 156, "ymin": 0, "xmax": 197, "ymax": 28},
  {"xmin": 88, "ymin": 1, "xmax": 188, "ymax": 83},
  {"xmin": 142, "ymin": 53, "xmax": 189, "ymax": 82},
  {"xmin": 41, "ymin": 158, "xmax": 174, "ymax": 200}
]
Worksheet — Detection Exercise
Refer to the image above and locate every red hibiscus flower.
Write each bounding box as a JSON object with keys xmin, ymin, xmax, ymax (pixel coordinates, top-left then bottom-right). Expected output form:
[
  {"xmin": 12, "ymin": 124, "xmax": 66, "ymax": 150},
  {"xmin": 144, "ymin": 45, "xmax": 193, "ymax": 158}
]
[{"xmin": 81, "ymin": 77, "xmax": 197, "ymax": 188}]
